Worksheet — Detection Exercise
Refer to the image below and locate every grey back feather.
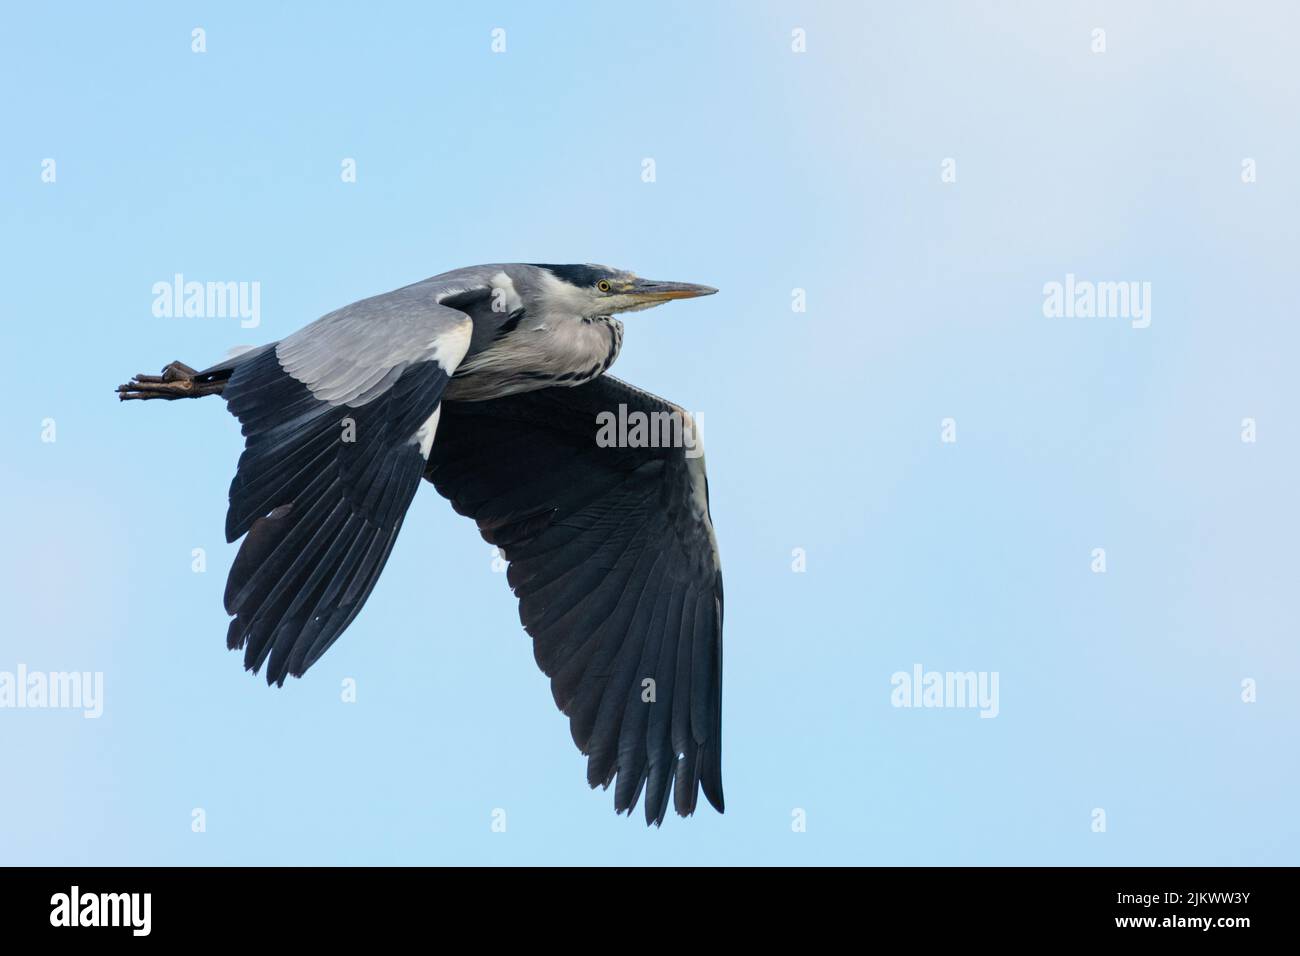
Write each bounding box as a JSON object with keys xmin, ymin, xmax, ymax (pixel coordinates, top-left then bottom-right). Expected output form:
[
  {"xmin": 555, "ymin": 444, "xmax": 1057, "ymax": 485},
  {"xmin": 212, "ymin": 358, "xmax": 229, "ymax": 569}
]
[
  {"xmin": 205, "ymin": 265, "xmax": 560, "ymax": 406},
  {"xmin": 274, "ymin": 272, "xmax": 503, "ymax": 406}
]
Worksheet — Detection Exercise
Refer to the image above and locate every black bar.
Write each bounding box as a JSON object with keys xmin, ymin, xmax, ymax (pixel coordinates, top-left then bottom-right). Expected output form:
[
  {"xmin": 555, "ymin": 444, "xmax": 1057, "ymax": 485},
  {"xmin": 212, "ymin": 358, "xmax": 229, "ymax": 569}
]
[{"xmin": 0, "ymin": 866, "xmax": 1280, "ymax": 941}]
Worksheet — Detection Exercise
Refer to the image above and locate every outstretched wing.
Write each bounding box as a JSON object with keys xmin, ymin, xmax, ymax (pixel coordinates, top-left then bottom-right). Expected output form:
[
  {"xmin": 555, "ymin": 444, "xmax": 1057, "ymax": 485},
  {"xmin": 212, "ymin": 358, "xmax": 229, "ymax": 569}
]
[
  {"xmin": 426, "ymin": 375, "xmax": 724, "ymax": 824},
  {"xmin": 217, "ymin": 284, "xmax": 474, "ymax": 686}
]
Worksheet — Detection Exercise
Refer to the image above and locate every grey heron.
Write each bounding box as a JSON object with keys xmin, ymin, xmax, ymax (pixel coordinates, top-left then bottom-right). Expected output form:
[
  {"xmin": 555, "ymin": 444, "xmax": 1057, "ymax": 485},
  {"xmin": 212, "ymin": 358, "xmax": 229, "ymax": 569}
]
[{"xmin": 117, "ymin": 263, "xmax": 724, "ymax": 824}]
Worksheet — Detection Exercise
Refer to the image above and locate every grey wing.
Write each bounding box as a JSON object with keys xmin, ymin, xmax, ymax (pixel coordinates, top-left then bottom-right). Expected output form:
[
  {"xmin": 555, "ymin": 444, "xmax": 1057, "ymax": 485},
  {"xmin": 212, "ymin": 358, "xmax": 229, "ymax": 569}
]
[
  {"xmin": 425, "ymin": 375, "xmax": 725, "ymax": 825},
  {"xmin": 214, "ymin": 282, "xmax": 475, "ymax": 686}
]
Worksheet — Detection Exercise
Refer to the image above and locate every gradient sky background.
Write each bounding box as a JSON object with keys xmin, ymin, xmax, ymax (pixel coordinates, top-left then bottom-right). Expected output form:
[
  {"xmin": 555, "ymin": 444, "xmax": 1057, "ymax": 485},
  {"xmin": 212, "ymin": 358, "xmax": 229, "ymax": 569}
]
[{"xmin": 2, "ymin": 1, "xmax": 1297, "ymax": 865}]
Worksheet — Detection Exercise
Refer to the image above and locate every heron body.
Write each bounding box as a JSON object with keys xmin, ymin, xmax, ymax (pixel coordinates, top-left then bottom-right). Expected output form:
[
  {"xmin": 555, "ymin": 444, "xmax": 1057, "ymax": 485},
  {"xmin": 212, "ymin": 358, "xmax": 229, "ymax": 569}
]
[{"xmin": 120, "ymin": 263, "xmax": 724, "ymax": 824}]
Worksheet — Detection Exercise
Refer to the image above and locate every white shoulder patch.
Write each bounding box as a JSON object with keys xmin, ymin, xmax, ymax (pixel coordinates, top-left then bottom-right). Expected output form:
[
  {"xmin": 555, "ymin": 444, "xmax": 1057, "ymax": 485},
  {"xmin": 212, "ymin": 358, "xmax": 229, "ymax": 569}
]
[
  {"xmin": 490, "ymin": 271, "xmax": 524, "ymax": 316},
  {"xmin": 429, "ymin": 316, "xmax": 473, "ymax": 374}
]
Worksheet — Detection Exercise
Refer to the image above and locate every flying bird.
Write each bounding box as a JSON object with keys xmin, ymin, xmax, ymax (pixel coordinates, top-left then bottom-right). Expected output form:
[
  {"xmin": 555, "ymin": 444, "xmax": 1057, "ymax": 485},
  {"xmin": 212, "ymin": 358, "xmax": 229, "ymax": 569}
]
[{"xmin": 118, "ymin": 263, "xmax": 724, "ymax": 824}]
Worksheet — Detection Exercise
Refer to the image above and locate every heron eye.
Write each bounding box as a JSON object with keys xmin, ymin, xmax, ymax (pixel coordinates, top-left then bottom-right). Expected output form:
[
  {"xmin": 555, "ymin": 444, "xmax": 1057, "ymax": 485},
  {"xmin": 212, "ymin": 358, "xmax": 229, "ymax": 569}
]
[{"xmin": 597, "ymin": 280, "xmax": 611, "ymax": 293}]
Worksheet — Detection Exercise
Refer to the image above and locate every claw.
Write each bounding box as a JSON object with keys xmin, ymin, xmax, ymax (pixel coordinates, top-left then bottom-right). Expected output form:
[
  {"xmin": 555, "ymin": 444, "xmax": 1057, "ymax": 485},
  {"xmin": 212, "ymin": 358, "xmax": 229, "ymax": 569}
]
[{"xmin": 117, "ymin": 361, "xmax": 224, "ymax": 401}]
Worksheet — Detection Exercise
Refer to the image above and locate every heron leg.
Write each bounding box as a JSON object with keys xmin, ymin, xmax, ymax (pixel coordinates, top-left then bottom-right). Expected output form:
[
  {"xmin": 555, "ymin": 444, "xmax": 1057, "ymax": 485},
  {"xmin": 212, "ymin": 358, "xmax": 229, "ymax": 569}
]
[{"xmin": 117, "ymin": 361, "xmax": 226, "ymax": 401}]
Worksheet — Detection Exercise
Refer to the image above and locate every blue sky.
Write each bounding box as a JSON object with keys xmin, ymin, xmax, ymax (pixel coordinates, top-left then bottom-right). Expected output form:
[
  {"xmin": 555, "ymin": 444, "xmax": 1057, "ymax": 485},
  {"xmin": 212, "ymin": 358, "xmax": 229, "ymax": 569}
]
[{"xmin": 1, "ymin": 1, "xmax": 1297, "ymax": 865}]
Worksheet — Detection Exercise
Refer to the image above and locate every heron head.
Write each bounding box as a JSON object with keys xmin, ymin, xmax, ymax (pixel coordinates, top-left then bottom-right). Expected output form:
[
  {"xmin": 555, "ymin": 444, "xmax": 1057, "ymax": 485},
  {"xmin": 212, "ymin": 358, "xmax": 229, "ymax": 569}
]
[{"xmin": 531, "ymin": 263, "xmax": 717, "ymax": 317}]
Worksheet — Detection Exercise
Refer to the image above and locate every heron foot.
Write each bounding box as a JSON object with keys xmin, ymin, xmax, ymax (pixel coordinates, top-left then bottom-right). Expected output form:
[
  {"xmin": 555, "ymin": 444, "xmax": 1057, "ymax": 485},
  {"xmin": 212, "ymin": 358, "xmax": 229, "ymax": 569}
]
[{"xmin": 117, "ymin": 361, "xmax": 223, "ymax": 401}]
